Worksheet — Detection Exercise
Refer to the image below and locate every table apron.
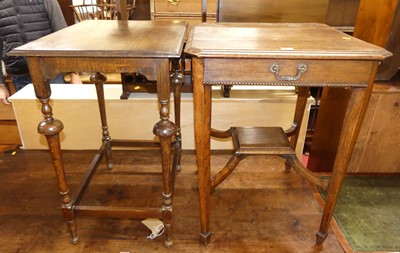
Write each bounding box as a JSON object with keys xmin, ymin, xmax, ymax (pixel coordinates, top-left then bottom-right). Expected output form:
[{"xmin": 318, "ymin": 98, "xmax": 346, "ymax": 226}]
[{"xmin": 35, "ymin": 57, "xmax": 169, "ymax": 81}]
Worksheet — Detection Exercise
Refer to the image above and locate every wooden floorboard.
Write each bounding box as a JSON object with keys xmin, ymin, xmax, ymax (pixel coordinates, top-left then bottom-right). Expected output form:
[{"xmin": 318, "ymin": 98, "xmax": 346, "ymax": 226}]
[{"xmin": 0, "ymin": 149, "xmax": 345, "ymax": 252}]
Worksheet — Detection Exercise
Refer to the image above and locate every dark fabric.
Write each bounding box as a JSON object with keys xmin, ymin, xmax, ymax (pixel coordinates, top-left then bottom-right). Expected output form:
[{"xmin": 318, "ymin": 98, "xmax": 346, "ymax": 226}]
[
  {"xmin": 11, "ymin": 73, "xmax": 65, "ymax": 91},
  {"xmin": 0, "ymin": 40, "xmax": 4, "ymax": 85},
  {"xmin": 0, "ymin": 0, "xmax": 53, "ymax": 76}
]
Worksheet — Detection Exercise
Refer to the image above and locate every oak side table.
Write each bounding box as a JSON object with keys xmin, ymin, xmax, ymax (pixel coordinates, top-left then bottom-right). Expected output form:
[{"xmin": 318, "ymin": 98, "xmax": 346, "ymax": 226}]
[
  {"xmin": 9, "ymin": 20, "xmax": 188, "ymax": 247},
  {"xmin": 184, "ymin": 23, "xmax": 391, "ymax": 245}
]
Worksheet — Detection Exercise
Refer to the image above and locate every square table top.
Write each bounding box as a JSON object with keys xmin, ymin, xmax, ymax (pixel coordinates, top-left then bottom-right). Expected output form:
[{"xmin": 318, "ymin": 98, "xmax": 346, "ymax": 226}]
[
  {"xmin": 184, "ymin": 23, "xmax": 391, "ymax": 60},
  {"xmin": 9, "ymin": 20, "xmax": 188, "ymax": 58}
]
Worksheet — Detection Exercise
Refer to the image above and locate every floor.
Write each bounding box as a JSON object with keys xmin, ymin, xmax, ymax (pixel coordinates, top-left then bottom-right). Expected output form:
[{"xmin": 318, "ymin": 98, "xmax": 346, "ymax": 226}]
[{"xmin": 0, "ymin": 147, "xmax": 345, "ymax": 252}]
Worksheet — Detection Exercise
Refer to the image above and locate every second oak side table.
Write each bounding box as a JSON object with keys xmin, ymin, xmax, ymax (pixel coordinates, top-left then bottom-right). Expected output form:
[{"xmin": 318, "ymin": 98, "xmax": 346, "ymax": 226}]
[{"xmin": 184, "ymin": 22, "xmax": 391, "ymax": 245}]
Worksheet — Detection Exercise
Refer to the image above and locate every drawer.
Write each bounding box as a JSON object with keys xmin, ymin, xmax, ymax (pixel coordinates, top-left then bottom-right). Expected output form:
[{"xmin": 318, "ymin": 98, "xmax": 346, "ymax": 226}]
[
  {"xmin": 154, "ymin": 16, "xmax": 216, "ymax": 27},
  {"xmin": 204, "ymin": 59, "xmax": 373, "ymax": 87},
  {"xmin": 41, "ymin": 57, "xmax": 159, "ymax": 81},
  {"xmin": 154, "ymin": 0, "xmax": 216, "ymax": 14}
]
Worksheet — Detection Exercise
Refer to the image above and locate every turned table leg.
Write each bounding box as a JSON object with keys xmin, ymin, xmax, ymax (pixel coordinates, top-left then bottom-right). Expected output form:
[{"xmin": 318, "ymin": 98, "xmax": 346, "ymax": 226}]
[
  {"xmin": 171, "ymin": 58, "xmax": 184, "ymax": 172},
  {"xmin": 38, "ymin": 98, "xmax": 78, "ymax": 244},
  {"xmin": 153, "ymin": 59, "xmax": 177, "ymax": 248},
  {"xmin": 27, "ymin": 56, "xmax": 79, "ymax": 244},
  {"xmin": 91, "ymin": 72, "xmax": 113, "ymax": 170}
]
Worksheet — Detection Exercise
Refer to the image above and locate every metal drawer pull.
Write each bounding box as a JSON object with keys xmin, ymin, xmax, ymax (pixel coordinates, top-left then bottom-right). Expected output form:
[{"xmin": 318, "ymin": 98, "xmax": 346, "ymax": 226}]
[
  {"xmin": 168, "ymin": 0, "xmax": 180, "ymax": 5},
  {"xmin": 270, "ymin": 63, "xmax": 307, "ymax": 81}
]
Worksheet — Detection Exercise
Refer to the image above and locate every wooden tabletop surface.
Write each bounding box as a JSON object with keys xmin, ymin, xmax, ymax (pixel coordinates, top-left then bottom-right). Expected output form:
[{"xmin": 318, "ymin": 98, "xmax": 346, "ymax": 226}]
[
  {"xmin": 185, "ymin": 23, "xmax": 391, "ymax": 60},
  {"xmin": 9, "ymin": 20, "xmax": 188, "ymax": 58}
]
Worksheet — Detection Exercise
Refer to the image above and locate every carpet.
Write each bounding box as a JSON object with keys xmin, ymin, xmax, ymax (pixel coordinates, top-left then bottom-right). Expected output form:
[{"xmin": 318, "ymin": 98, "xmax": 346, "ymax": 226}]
[{"xmin": 319, "ymin": 175, "xmax": 400, "ymax": 252}]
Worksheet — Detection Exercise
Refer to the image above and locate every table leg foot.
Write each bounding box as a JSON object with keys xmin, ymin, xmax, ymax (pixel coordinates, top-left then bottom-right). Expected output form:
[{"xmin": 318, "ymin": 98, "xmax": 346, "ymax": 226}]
[
  {"xmin": 65, "ymin": 219, "xmax": 79, "ymax": 244},
  {"xmin": 105, "ymin": 140, "xmax": 113, "ymax": 170},
  {"xmin": 316, "ymin": 231, "xmax": 328, "ymax": 245},
  {"xmin": 164, "ymin": 238, "xmax": 173, "ymax": 248},
  {"xmin": 107, "ymin": 162, "xmax": 113, "ymax": 170},
  {"xmin": 70, "ymin": 236, "xmax": 79, "ymax": 245},
  {"xmin": 200, "ymin": 231, "xmax": 212, "ymax": 245}
]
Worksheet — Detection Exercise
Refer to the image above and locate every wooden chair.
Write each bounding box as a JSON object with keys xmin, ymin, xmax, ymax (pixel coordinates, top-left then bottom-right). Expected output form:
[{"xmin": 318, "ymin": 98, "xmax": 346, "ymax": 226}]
[{"xmin": 71, "ymin": 0, "xmax": 136, "ymax": 22}]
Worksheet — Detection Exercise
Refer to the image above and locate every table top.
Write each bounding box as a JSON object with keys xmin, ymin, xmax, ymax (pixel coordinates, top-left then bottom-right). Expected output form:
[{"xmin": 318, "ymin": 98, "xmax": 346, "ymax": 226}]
[
  {"xmin": 184, "ymin": 23, "xmax": 391, "ymax": 60},
  {"xmin": 9, "ymin": 20, "xmax": 188, "ymax": 58}
]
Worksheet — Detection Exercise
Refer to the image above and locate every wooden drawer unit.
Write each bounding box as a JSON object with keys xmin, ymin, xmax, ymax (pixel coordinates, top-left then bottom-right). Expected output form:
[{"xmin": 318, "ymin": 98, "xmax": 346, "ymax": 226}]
[
  {"xmin": 204, "ymin": 59, "xmax": 373, "ymax": 87},
  {"xmin": 151, "ymin": 0, "xmax": 216, "ymax": 23}
]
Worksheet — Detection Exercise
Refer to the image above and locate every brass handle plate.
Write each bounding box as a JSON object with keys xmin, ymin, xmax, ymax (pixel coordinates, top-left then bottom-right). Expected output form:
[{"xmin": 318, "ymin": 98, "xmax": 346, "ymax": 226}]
[
  {"xmin": 168, "ymin": 0, "xmax": 180, "ymax": 5},
  {"xmin": 270, "ymin": 63, "xmax": 307, "ymax": 81}
]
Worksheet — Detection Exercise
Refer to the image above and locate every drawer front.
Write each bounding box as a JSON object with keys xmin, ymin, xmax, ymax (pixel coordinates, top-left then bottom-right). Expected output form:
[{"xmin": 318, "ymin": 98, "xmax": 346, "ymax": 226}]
[
  {"xmin": 41, "ymin": 57, "xmax": 159, "ymax": 81},
  {"xmin": 154, "ymin": 16, "xmax": 216, "ymax": 27},
  {"xmin": 204, "ymin": 59, "xmax": 374, "ymax": 87},
  {"xmin": 154, "ymin": 0, "xmax": 216, "ymax": 14}
]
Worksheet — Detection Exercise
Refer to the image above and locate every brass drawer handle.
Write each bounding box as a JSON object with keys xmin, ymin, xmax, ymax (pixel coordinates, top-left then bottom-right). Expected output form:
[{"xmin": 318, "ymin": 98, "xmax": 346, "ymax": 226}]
[
  {"xmin": 168, "ymin": 0, "xmax": 180, "ymax": 5},
  {"xmin": 270, "ymin": 63, "xmax": 307, "ymax": 81}
]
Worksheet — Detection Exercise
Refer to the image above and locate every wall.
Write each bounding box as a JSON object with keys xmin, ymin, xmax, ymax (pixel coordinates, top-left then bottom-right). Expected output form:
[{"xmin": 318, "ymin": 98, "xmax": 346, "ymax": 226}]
[{"xmin": 9, "ymin": 84, "xmax": 312, "ymax": 158}]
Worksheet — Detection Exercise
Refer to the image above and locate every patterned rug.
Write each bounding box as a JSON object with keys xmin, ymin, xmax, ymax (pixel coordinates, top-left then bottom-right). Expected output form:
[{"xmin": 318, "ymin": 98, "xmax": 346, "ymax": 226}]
[{"xmin": 319, "ymin": 175, "xmax": 400, "ymax": 252}]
